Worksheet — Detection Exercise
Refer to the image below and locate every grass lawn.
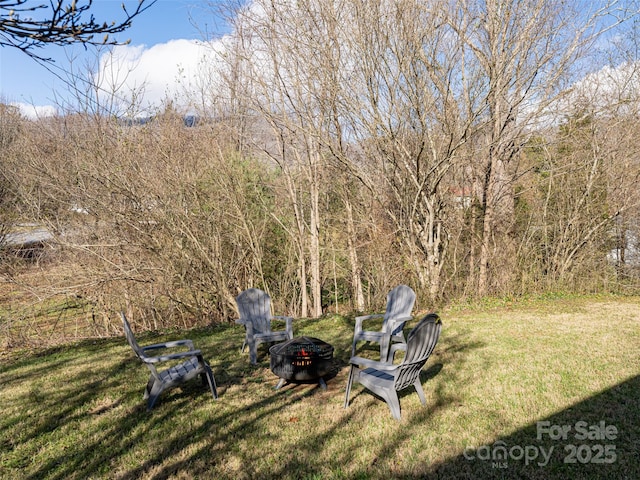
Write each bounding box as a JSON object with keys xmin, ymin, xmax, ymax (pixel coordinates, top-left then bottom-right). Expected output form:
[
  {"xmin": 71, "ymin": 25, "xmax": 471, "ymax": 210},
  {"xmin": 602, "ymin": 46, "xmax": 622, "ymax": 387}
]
[{"xmin": 1, "ymin": 296, "xmax": 639, "ymax": 479}]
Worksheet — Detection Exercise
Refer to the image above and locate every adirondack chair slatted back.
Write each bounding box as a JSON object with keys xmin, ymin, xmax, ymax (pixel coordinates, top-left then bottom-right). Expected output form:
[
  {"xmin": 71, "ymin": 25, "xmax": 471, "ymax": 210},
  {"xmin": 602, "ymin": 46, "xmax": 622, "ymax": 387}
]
[
  {"xmin": 121, "ymin": 314, "xmax": 160, "ymax": 378},
  {"xmin": 394, "ymin": 314, "xmax": 441, "ymax": 391},
  {"xmin": 382, "ymin": 285, "xmax": 416, "ymax": 336},
  {"xmin": 236, "ymin": 288, "xmax": 272, "ymax": 335}
]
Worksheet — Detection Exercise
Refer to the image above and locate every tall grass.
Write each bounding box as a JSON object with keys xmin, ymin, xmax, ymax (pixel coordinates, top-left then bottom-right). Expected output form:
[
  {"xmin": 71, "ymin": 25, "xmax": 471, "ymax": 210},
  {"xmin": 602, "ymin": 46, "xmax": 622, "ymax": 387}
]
[{"xmin": 1, "ymin": 296, "xmax": 638, "ymax": 479}]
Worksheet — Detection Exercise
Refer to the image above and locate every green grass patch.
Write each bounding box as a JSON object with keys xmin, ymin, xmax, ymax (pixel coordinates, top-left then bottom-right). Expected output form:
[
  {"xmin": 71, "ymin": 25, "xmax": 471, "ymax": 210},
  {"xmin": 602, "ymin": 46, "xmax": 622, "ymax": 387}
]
[{"xmin": 1, "ymin": 298, "xmax": 639, "ymax": 479}]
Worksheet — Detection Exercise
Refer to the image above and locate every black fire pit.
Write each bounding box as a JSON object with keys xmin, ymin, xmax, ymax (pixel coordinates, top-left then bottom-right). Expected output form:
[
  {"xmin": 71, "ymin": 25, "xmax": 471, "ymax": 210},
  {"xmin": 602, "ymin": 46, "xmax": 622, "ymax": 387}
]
[{"xmin": 269, "ymin": 336, "xmax": 334, "ymax": 390}]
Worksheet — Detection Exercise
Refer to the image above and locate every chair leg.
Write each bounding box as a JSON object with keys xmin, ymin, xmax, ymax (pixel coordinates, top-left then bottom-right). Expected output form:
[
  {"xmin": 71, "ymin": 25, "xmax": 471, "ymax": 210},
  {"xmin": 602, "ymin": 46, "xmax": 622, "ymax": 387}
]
[
  {"xmin": 202, "ymin": 365, "xmax": 218, "ymax": 400},
  {"xmin": 414, "ymin": 379, "xmax": 427, "ymax": 405},
  {"xmin": 385, "ymin": 391, "xmax": 402, "ymax": 420},
  {"xmin": 146, "ymin": 380, "xmax": 164, "ymax": 411},
  {"xmin": 248, "ymin": 338, "xmax": 258, "ymax": 364},
  {"xmin": 344, "ymin": 365, "xmax": 356, "ymax": 408}
]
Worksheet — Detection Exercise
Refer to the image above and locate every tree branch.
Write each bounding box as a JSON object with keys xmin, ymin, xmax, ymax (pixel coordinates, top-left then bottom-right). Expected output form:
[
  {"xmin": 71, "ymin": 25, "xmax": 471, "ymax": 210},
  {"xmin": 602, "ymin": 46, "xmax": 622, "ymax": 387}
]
[{"xmin": 0, "ymin": 0, "xmax": 156, "ymax": 61}]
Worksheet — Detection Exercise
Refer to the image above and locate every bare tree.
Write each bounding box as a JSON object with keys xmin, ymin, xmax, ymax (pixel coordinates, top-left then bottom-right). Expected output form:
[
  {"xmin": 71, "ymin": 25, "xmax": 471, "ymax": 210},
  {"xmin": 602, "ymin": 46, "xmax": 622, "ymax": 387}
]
[
  {"xmin": 221, "ymin": 0, "xmax": 346, "ymax": 318},
  {"xmin": 446, "ymin": 0, "xmax": 629, "ymax": 296},
  {"xmin": 340, "ymin": 0, "xmax": 472, "ymax": 300},
  {"xmin": 0, "ymin": 102, "xmax": 23, "ymax": 253},
  {"xmin": 218, "ymin": 0, "xmax": 629, "ymax": 304},
  {"xmin": 0, "ymin": 0, "xmax": 156, "ymax": 60},
  {"xmin": 536, "ymin": 61, "xmax": 640, "ymax": 286}
]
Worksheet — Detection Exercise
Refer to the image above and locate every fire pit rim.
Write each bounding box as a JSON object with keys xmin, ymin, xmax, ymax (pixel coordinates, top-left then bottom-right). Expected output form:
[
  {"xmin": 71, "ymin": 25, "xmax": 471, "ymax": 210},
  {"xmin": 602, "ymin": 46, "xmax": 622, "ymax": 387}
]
[
  {"xmin": 269, "ymin": 335, "xmax": 334, "ymax": 356},
  {"xmin": 269, "ymin": 336, "xmax": 335, "ymax": 388}
]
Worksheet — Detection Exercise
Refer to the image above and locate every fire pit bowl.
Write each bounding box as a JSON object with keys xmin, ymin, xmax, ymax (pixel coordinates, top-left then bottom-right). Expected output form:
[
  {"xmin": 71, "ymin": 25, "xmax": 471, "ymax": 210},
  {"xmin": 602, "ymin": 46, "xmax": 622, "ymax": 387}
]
[{"xmin": 269, "ymin": 336, "xmax": 334, "ymax": 390}]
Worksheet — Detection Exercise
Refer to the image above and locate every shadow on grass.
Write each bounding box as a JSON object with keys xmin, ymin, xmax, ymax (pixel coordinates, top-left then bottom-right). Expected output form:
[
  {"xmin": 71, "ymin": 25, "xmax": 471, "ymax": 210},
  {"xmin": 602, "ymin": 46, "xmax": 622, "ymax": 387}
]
[
  {"xmin": 13, "ymin": 317, "xmax": 637, "ymax": 479},
  {"xmin": 422, "ymin": 374, "xmax": 640, "ymax": 480}
]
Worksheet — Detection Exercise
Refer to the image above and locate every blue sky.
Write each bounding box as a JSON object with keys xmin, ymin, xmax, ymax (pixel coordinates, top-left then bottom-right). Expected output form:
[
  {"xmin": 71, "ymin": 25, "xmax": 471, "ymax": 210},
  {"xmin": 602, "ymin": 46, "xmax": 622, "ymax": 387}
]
[{"xmin": 0, "ymin": 0, "xmax": 228, "ymax": 114}]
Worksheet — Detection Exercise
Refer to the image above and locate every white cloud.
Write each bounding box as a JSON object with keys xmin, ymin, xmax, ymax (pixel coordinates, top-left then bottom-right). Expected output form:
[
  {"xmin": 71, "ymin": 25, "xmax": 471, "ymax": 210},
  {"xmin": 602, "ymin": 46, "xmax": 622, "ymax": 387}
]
[
  {"xmin": 538, "ymin": 61, "xmax": 640, "ymax": 127},
  {"xmin": 8, "ymin": 37, "xmax": 229, "ymax": 119},
  {"xmin": 571, "ymin": 62, "xmax": 640, "ymax": 110},
  {"xmin": 94, "ymin": 39, "xmax": 222, "ymax": 116},
  {"xmin": 12, "ymin": 102, "xmax": 57, "ymax": 120}
]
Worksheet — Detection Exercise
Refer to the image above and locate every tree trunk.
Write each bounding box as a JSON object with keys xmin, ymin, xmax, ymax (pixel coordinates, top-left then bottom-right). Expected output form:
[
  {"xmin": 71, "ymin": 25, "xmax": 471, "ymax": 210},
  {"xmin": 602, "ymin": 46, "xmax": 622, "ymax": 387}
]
[
  {"xmin": 344, "ymin": 195, "xmax": 365, "ymax": 311},
  {"xmin": 309, "ymin": 162, "xmax": 323, "ymax": 318}
]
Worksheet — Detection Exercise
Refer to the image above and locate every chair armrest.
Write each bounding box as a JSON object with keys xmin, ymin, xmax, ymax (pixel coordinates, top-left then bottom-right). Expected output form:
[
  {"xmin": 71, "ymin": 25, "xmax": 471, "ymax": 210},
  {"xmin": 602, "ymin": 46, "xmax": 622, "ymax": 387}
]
[
  {"xmin": 272, "ymin": 315, "xmax": 294, "ymax": 333},
  {"xmin": 354, "ymin": 313, "xmax": 384, "ymax": 333},
  {"xmin": 349, "ymin": 355, "xmax": 396, "ymax": 371},
  {"xmin": 388, "ymin": 314, "xmax": 412, "ymax": 324},
  {"xmin": 142, "ymin": 339, "xmax": 195, "ymax": 352},
  {"xmin": 144, "ymin": 349, "xmax": 202, "ymax": 363},
  {"xmin": 387, "ymin": 315, "xmax": 412, "ymax": 335},
  {"xmin": 388, "ymin": 343, "xmax": 407, "ymax": 362},
  {"xmin": 236, "ymin": 318, "xmax": 255, "ymax": 336}
]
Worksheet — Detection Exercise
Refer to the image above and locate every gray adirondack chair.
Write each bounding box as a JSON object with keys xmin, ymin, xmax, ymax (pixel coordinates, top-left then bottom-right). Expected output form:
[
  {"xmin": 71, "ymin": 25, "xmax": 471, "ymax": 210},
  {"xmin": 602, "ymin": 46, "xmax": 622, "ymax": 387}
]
[
  {"xmin": 235, "ymin": 288, "xmax": 294, "ymax": 364},
  {"xmin": 344, "ymin": 313, "xmax": 442, "ymax": 420},
  {"xmin": 120, "ymin": 312, "xmax": 218, "ymax": 411},
  {"xmin": 351, "ymin": 285, "xmax": 416, "ymax": 361}
]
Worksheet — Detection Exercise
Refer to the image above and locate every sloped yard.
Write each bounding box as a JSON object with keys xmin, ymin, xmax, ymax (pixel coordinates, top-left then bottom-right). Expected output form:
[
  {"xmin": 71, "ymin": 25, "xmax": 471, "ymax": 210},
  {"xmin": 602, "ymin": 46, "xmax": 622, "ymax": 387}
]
[{"xmin": 1, "ymin": 297, "xmax": 639, "ymax": 479}]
